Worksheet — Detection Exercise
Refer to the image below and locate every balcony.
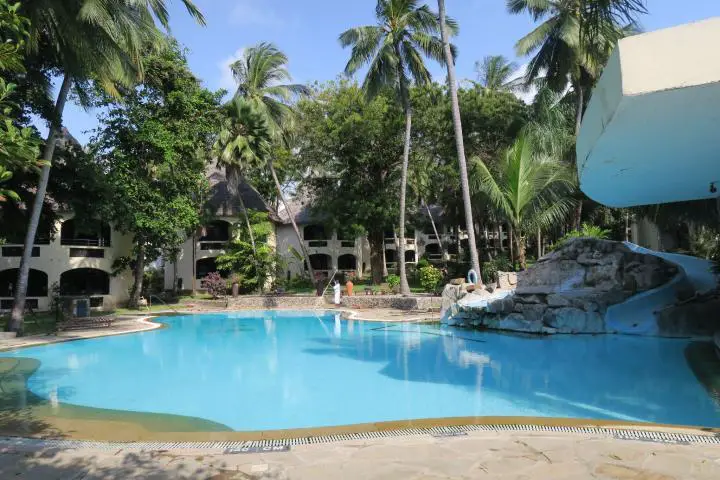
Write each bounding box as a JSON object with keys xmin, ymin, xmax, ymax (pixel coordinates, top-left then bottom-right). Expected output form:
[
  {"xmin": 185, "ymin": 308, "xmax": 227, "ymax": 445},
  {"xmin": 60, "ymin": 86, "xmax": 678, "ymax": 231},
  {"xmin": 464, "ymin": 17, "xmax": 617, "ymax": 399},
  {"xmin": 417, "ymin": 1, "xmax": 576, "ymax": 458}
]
[
  {"xmin": 340, "ymin": 240, "xmax": 355, "ymax": 248},
  {"xmin": 61, "ymin": 238, "xmax": 111, "ymax": 247},
  {"xmin": 199, "ymin": 241, "xmax": 228, "ymax": 251},
  {"xmin": 306, "ymin": 240, "xmax": 329, "ymax": 248}
]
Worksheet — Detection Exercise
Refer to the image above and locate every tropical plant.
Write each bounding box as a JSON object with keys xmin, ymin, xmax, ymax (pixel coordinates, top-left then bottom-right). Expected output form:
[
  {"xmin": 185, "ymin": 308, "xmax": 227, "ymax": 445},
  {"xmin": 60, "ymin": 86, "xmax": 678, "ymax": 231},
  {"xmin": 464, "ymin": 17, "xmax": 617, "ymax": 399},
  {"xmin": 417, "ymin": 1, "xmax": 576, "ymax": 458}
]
[
  {"xmin": 214, "ymin": 97, "xmax": 273, "ymax": 256},
  {"xmin": 203, "ymin": 272, "xmax": 226, "ymax": 299},
  {"xmin": 435, "ymin": 0, "xmax": 482, "ymax": 286},
  {"xmin": 228, "ymin": 42, "xmax": 315, "ymax": 281},
  {"xmin": 408, "ymin": 153, "xmax": 447, "ymax": 266},
  {"xmin": 215, "ymin": 210, "xmax": 278, "ymax": 293},
  {"xmin": 508, "ymin": 0, "xmax": 644, "ymax": 132},
  {"xmin": 340, "ymin": 0, "xmax": 454, "ymax": 294},
  {"xmin": 472, "ymin": 134, "xmax": 576, "ymax": 269},
  {"xmin": 474, "ymin": 55, "xmax": 522, "ymax": 93},
  {"xmin": 419, "ymin": 264, "xmax": 443, "ymax": 293},
  {"xmin": 385, "ymin": 274, "xmax": 401, "ymax": 289},
  {"xmin": 548, "ymin": 223, "xmax": 611, "ymax": 251},
  {"xmin": 8, "ymin": 0, "xmax": 205, "ymax": 333}
]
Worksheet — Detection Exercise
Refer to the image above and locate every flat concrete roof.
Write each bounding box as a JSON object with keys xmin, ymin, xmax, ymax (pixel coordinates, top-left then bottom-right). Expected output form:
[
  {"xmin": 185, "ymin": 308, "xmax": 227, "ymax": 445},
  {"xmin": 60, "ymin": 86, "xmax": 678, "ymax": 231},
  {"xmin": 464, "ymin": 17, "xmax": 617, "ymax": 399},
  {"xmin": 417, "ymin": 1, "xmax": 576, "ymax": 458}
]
[{"xmin": 576, "ymin": 17, "xmax": 720, "ymax": 207}]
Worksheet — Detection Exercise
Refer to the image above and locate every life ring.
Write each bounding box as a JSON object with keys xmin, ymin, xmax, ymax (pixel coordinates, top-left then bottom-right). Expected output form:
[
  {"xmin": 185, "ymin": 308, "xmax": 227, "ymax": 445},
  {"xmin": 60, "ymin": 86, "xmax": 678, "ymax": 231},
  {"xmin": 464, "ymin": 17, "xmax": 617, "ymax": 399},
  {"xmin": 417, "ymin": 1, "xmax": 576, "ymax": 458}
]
[{"xmin": 466, "ymin": 269, "xmax": 478, "ymax": 285}]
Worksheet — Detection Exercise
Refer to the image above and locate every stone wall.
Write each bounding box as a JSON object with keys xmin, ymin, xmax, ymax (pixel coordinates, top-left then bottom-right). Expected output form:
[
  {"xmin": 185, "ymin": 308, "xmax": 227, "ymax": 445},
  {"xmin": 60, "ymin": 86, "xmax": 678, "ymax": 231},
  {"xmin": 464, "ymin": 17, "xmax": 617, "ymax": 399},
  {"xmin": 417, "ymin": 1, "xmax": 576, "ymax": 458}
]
[
  {"xmin": 341, "ymin": 295, "xmax": 441, "ymax": 310},
  {"xmin": 189, "ymin": 294, "xmax": 441, "ymax": 311},
  {"xmin": 449, "ymin": 238, "xmax": 684, "ymax": 335}
]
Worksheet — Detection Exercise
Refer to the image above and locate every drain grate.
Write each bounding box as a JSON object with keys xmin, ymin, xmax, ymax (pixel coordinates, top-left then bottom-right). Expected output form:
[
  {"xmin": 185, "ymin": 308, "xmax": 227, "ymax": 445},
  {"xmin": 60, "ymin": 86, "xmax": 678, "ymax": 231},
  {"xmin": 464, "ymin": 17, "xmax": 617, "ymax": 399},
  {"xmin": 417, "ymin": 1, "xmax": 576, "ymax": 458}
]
[{"xmin": 0, "ymin": 425, "xmax": 717, "ymax": 452}]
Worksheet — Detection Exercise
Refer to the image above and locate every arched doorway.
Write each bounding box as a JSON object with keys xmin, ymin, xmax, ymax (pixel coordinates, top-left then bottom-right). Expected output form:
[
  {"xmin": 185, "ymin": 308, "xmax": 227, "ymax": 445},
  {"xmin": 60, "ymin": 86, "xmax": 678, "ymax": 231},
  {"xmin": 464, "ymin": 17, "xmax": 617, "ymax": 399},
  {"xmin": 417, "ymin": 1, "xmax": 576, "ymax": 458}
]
[
  {"xmin": 337, "ymin": 254, "xmax": 357, "ymax": 271},
  {"xmin": 61, "ymin": 219, "xmax": 111, "ymax": 246},
  {"xmin": 405, "ymin": 250, "xmax": 416, "ymax": 263},
  {"xmin": 385, "ymin": 249, "xmax": 397, "ymax": 263},
  {"xmin": 0, "ymin": 269, "xmax": 48, "ymax": 297},
  {"xmin": 60, "ymin": 268, "xmax": 109, "ymax": 295},
  {"xmin": 196, "ymin": 257, "xmax": 228, "ymax": 279}
]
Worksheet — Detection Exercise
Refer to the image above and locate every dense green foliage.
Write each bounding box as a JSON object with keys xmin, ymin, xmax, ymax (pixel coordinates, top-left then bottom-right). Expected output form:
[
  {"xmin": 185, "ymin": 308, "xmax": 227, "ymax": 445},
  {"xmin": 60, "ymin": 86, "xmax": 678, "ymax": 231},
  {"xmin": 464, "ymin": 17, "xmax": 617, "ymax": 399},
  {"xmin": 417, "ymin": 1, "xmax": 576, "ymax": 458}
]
[
  {"xmin": 216, "ymin": 211, "xmax": 279, "ymax": 293},
  {"xmin": 90, "ymin": 43, "xmax": 222, "ymax": 306},
  {"xmin": 419, "ymin": 265, "xmax": 443, "ymax": 293}
]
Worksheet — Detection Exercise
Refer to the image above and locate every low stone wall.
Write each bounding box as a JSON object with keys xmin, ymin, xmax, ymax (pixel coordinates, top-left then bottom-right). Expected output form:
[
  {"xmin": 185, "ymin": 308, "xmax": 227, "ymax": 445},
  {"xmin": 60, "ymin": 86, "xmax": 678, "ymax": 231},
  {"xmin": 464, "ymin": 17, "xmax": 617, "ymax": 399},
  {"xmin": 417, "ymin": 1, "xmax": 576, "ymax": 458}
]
[
  {"xmin": 188, "ymin": 295, "xmax": 441, "ymax": 311},
  {"xmin": 341, "ymin": 295, "xmax": 441, "ymax": 310}
]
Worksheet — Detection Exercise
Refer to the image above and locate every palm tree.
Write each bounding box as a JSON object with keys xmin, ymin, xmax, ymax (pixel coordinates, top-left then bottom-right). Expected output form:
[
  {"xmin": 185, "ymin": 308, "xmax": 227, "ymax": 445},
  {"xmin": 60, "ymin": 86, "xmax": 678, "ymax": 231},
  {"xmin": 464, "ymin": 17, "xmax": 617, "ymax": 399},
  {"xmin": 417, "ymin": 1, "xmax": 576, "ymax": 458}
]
[
  {"xmin": 228, "ymin": 43, "xmax": 316, "ymax": 282},
  {"xmin": 435, "ymin": 0, "xmax": 482, "ymax": 285},
  {"xmin": 340, "ymin": 0, "xmax": 453, "ymax": 294},
  {"xmin": 472, "ymin": 134, "xmax": 575, "ymax": 269},
  {"xmin": 474, "ymin": 55, "xmax": 522, "ymax": 93},
  {"xmin": 7, "ymin": 0, "xmax": 204, "ymax": 334},
  {"xmin": 215, "ymin": 98, "xmax": 273, "ymax": 256},
  {"xmin": 408, "ymin": 155, "xmax": 447, "ymax": 267}
]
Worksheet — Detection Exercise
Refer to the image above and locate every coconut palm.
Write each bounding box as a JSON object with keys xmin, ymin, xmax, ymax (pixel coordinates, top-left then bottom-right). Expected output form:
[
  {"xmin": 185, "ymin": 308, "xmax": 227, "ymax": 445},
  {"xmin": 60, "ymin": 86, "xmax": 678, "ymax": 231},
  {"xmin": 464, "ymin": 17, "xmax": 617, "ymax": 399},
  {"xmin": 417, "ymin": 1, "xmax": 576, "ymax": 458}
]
[
  {"xmin": 474, "ymin": 55, "xmax": 523, "ymax": 93},
  {"xmin": 8, "ymin": 0, "xmax": 204, "ymax": 334},
  {"xmin": 507, "ymin": 0, "xmax": 642, "ymax": 133},
  {"xmin": 228, "ymin": 42, "xmax": 315, "ymax": 282},
  {"xmin": 435, "ymin": 0, "xmax": 482, "ymax": 284},
  {"xmin": 340, "ymin": 0, "xmax": 455, "ymax": 294},
  {"xmin": 472, "ymin": 134, "xmax": 576, "ymax": 269},
  {"xmin": 408, "ymin": 155, "xmax": 447, "ymax": 267},
  {"xmin": 214, "ymin": 97, "xmax": 273, "ymax": 257}
]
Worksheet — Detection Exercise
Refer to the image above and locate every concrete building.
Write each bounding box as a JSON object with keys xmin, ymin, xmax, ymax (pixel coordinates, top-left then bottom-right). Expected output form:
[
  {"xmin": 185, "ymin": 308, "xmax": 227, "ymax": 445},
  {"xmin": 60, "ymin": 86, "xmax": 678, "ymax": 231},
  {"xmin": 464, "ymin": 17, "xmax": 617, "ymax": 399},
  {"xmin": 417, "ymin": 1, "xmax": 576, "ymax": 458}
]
[
  {"xmin": 0, "ymin": 215, "xmax": 134, "ymax": 312},
  {"xmin": 577, "ymin": 17, "xmax": 720, "ymax": 207}
]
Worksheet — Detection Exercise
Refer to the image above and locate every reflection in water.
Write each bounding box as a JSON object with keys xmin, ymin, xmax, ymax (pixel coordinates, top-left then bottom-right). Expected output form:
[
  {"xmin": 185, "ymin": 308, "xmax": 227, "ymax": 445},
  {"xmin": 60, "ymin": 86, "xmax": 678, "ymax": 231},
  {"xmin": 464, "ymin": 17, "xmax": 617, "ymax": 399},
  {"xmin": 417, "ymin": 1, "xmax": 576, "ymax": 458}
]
[{"xmin": 1, "ymin": 312, "xmax": 718, "ymax": 431}]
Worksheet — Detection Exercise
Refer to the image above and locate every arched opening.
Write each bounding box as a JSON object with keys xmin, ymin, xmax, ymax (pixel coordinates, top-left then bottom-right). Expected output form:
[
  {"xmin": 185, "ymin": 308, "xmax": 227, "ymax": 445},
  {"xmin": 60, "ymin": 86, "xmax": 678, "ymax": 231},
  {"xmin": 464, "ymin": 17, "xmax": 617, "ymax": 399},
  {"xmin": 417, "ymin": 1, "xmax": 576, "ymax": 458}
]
[
  {"xmin": 385, "ymin": 249, "xmax": 397, "ymax": 263},
  {"xmin": 425, "ymin": 243, "xmax": 442, "ymax": 261},
  {"xmin": 196, "ymin": 257, "xmax": 228, "ymax": 279},
  {"xmin": 337, "ymin": 254, "xmax": 357, "ymax": 271},
  {"xmin": 60, "ymin": 268, "xmax": 109, "ymax": 295},
  {"xmin": 200, "ymin": 220, "xmax": 230, "ymax": 241},
  {"xmin": 405, "ymin": 250, "xmax": 416, "ymax": 263},
  {"xmin": 0, "ymin": 269, "xmax": 48, "ymax": 297},
  {"xmin": 61, "ymin": 219, "xmax": 111, "ymax": 247},
  {"xmin": 303, "ymin": 225, "xmax": 327, "ymax": 241},
  {"xmin": 309, "ymin": 253, "xmax": 331, "ymax": 270}
]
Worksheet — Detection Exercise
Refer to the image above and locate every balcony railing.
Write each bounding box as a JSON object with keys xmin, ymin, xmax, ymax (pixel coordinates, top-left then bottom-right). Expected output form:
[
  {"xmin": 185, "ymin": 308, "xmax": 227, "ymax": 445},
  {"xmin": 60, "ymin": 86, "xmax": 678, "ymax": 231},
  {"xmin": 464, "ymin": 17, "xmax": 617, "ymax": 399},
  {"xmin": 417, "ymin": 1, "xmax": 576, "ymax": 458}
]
[
  {"xmin": 384, "ymin": 238, "xmax": 395, "ymax": 245},
  {"xmin": 307, "ymin": 240, "xmax": 329, "ymax": 247},
  {"xmin": 61, "ymin": 238, "xmax": 111, "ymax": 247},
  {"xmin": 340, "ymin": 240, "xmax": 355, "ymax": 248},
  {"xmin": 199, "ymin": 241, "xmax": 228, "ymax": 251}
]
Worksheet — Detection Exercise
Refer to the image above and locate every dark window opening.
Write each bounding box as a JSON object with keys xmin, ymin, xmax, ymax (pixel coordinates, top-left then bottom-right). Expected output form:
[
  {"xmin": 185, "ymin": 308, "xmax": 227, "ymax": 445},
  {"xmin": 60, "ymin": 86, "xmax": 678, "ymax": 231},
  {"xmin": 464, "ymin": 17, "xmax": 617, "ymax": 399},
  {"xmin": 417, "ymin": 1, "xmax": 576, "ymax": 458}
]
[
  {"xmin": 385, "ymin": 250, "xmax": 397, "ymax": 263},
  {"xmin": 309, "ymin": 254, "xmax": 331, "ymax": 270},
  {"xmin": 69, "ymin": 248, "xmax": 105, "ymax": 258},
  {"xmin": 89, "ymin": 296, "xmax": 104, "ymax": 308},
  {"xmin": 200, "ymin": 221, "xmax": 230, "ymax": 242},
  {"xmin": 2, "ymin": 246, "xmax": 40, "ymax": 257},
  {"xmin": 61, "ymin": 219, "xmax": 111, "ymax": 247},
  {"xmin": 60, "ymin": 269, "xmax": 110, "ymax": 296},
  {"xmin": 196, "ymin": 257, "xmax": 228, "ymax": 279},
  {"xmin": 405, "ymin": 250, "xmax": 416, "ymax": 262},
  {"xmin": 0, "ymin": 268, "xmax": 48, "ymax": 297},
  {"xmin": 303, "ymin": 225, "xmax": 327, "ymax": 241},
  {"xmin": 338, "ymin": 254, "xmax": 357, "ymax": 270}
]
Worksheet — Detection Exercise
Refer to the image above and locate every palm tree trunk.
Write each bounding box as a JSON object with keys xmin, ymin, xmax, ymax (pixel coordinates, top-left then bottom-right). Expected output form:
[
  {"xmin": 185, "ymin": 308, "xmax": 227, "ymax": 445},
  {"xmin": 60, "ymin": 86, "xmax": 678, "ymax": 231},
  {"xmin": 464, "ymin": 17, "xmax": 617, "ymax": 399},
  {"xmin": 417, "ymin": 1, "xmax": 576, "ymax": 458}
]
[
  {"xmin": 268, "ymin": 160, "xmax": 316, "ymax": 282},
  {"xmin": 508, "ymin": 224, "xmax": 515, "ymax": 267},
  {"xmin": 191, "ymin": 232, "xmax": 197, "ymax": 296},
  {"xmin": 396, "ymin": 60, "xmax": 412, "ymax": 296},
  {"xmin": 515, "ymin": 233, "xmax": 527, "ymax": 270},
  {"xmin": 537, "ymin": 228, "xmax": 542, "ymax": 259},
  {"xmin": 437, "ymin": 0, "xmax": 482, "ymax": 286},
  {"xmin": 423, "ymin": 200, "xmax": 447, "ymax": 267},
  {"xmin": 8, "ymin": 73, "xmax": 72, "ymax": 334},
  {"xmin": 573, "ymin": 81, "xmax": 585, "ymax": 231},
  {"xmin": 382, "ymin": 242, "xmax": 388, "ymax": 278},
  {"xmin": 128, "ymin": 241, "xmax": 145, "ymax": 308},
  {"xmin": 498, "ymin": 224, "xmax": 504, "ymax": 252},
  {"xmin": 228, "ymin": 167, "xmax": 257, "ymax": 254}
]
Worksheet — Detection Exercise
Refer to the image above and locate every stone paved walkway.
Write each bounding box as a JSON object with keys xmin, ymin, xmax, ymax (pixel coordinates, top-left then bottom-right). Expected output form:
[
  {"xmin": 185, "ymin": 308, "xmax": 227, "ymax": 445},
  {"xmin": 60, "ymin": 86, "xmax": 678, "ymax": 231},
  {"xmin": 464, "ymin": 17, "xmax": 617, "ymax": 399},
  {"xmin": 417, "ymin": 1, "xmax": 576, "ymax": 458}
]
[{"xmin": 0, "ymin": 430, "xmax": 718, "ymax": 479}]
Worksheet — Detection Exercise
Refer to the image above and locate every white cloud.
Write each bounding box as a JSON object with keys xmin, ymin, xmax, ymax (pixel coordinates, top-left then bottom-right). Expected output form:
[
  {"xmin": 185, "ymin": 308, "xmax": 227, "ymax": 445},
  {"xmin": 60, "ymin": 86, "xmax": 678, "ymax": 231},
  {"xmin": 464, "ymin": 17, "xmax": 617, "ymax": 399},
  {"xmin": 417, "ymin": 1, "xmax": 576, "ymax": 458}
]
[
  {"xmin": 230, "ymin": 0, "xmax": 283, "ymax": 27},
  {"xmin": 217, "ymin": 48, "xmax": 246, "ymax": 92}
]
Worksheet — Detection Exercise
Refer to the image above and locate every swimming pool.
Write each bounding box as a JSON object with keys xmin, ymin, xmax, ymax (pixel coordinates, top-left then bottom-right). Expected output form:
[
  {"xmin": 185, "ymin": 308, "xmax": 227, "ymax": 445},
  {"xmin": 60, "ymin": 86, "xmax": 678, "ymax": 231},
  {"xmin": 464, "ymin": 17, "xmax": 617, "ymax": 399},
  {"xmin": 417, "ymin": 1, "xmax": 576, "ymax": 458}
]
[{"xmin": 2, "ymin": 310, "xmax": 718, "ymax": 430}]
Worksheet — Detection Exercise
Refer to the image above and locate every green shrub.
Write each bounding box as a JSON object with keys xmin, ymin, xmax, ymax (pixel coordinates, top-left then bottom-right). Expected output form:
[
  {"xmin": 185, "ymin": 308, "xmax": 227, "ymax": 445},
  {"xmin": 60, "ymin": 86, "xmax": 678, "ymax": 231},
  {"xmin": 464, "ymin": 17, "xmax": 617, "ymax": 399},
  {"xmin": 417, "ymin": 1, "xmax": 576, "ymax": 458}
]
[
  {"xmin": 416, "ymin": 257, "xmax": 430, "ymax": 269},
  {"xmin": 548, "ymin": 223, "xmax": 611, "ymax": 252},
  {"xmin": 494, "ymin": 255, "xmax": 513, "ymax": 272},
  {"xmin": 419, "ymin": 265, "xmax": 443, "ymax": 294},
  {"xmin": 386, "ymin": 274, "xmax": 400, "ymax": 289},
  {"xmin": 481, "ymin": 261, "xmax": 498, "ymax": 284}
]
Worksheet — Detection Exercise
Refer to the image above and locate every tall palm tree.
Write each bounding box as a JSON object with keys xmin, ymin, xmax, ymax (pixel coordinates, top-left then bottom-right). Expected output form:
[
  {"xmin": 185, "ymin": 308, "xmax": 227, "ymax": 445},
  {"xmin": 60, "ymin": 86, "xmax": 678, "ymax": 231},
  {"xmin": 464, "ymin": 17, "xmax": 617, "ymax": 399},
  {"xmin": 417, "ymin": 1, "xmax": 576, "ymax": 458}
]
[
  {"xmin": 474, "ymin": 55, "xmax": 522, "ymax": 93},
  {"xmin": 228, "ymin": 42, "xmax": 316, "ymax": 282},
  {"xmin": 8, "ymin": 0, "xmax": 205, "ymax": 334},
  {"xmin": 507, "ymin": 0, "xmax": 643, "ymax": 232},
  {"xmin": 340, "ymin": 0, "xmax": 454, "ymax": 294},
  {"xmin": 472, "ymin": 134, "xmax": 575, "ymax": 269},
  {"xmin": 214, "ymin": 98, "xmax": 273, "ymax": 256},
  {"xmin": 435, "ymin": 0, "xmax": 482, "ymax": 284},
  {"xmin": 408, "ymin": 156, "xmax": 447, "ymax": 267}
]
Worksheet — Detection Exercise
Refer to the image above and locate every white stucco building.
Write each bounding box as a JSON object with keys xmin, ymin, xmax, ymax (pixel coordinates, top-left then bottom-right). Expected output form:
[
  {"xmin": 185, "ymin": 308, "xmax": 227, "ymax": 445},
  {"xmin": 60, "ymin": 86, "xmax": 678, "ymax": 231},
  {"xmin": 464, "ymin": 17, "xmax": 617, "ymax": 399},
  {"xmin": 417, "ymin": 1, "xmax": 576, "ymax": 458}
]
[{"xmin": 0, "ymin": 215, "xmax": 134, "ymax": 312}]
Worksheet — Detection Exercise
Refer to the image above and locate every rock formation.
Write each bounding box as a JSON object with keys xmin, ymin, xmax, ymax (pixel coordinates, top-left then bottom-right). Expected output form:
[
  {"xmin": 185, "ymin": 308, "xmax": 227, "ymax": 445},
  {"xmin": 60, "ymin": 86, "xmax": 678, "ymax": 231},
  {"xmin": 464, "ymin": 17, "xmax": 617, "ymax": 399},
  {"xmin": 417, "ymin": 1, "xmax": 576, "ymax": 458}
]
[{"xmin": 447, "ymin": 238, "xmax": 683, "ymax": 335}]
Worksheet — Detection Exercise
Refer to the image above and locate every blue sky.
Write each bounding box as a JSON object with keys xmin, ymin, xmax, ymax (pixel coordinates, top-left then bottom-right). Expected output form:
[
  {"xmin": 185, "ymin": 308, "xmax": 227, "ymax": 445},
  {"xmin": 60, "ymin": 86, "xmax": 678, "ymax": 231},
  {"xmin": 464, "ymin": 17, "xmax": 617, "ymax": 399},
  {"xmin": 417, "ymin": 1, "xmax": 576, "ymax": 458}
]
[{"xmin": 58, "ymin": 0, "xmax": 720, "ymax": 144}]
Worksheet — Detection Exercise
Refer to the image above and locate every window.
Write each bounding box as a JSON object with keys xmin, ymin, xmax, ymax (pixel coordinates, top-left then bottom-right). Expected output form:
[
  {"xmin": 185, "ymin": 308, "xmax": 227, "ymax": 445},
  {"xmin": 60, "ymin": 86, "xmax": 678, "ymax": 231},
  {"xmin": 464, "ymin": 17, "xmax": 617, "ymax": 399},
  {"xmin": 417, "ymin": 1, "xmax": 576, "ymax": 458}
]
[
  {"xmin": 89, "ymin": 297, "xmax": 104, "ymax": 307},
  {"xmin": 1, "ymin": 246, "xmax": 40, "ymax": 257},
  {"xmin": 69, "ymin": 248, "xmax": 105, "ymax": 258}
]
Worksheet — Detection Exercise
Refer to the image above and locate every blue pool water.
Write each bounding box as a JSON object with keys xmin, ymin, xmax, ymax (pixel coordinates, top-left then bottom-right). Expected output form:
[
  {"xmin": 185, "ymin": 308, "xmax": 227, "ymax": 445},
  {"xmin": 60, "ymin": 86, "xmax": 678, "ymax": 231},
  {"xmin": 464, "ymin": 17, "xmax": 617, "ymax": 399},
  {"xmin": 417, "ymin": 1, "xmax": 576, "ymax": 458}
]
[{"xmin": 2, "ymin": 311, "xmax": 719, "ymax": 430}]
